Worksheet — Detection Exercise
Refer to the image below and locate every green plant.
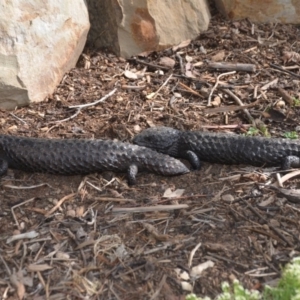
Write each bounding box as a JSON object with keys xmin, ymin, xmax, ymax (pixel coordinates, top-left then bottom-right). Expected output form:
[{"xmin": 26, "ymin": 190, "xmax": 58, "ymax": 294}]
[
  {"xmin": 245, "ymin": 126, "xmax": 270, "ymax": 138},
  {"xmin": 217, "ymin": 281, "xmax": 261, "ymax": 300},
  {"xmin": 293, "ymin": 98, "xmax": 300, "ymax": 107},
  {"xmin": 246, "ymin": 127, "xmax": 260, "ymax": 136},
  {"xmin": 258, "ymin": 125, "xmax": 270, "ymax": 138},
  {"xmin": 185, "ymin": 280, "xmax": 261, "ymax": 300},
  {"xmin": 264, "ymin": 257, "xmax": 300, "ymax": 300},
  {"xmin": 185, "ymin": 257, "xmax": 300, "ymax": 300},
  {"xmin": 284, "ymin": 131, "xmax": 298, "ymax": 139}
]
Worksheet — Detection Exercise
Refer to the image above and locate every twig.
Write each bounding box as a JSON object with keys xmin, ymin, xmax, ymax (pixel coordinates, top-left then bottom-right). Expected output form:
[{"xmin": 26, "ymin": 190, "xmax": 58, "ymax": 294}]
[
  {"xmin": 147, "ymin": 73, "xmax": 173, "ymax": 100},
  {"xmin": 9, "ymin": 113, "xmax": 27, "ymax": 124},
  {"xmin": 112, "ymin": 204, "xmax": 188, "ymax": 214},
  {"xmin": 204, "ymin": 99, "xmax": 259, "ymax": 114},
  {"xmin": 270, "ymin": 64, "xmax": 300, "ymax": 79},
  {"xmin": 53, "ymin": 108, "xmax": 81, "ymax": 123},
  {"xmin": 207, "ymin": 252, "xmax": 249, "ymax": 268},
  {"xmin": 94, "ymin": 197, "xmax": 136, "ymax": 203},
  {"xmin": 172, "ymin": 74, "xmax": 209, "ymax": 85},
  {"xmin": 178, "ymin": 82, "xmax": 203, "ymax": 98},
  {"xmin": 280, "ymin": 170, "xmax": 300, "ymax": 185},
  {"xmin": 128, "ymin": 58, "xmax": 171, "ymax": 71},
  {"xmin": 277, "ymin": 87, "xmax": 294, "ymax": 106},
  {"xmin": 0, "ymin": 254, "xmax": 12, "ymax": 275},
  {"xmin": 244, "ymin": 201, "xmax": 293, "ymax": 247},
  {"xmin": 149, "ymin": 274, "xmax": 167, "ymax": 300},
  {"xmin": 208, "ymin": 71, "xmax": 236, "ymax": 106},
  {"xmin": 221, "ymin": 88, "xmax": 255, "ymax": 124},
  {"xmin": 176, "ymin": 53, "xmax": 184, "ymax": 75},
  {"xmin": 7, "ymin": 231, "xmax": 39, "ymax": 244},
  {"xmin": 69, "ymin": 88, "xmax": 117, "ymax": 109},
  {"xmin": 121, "ymin": 85, "xmax": 146, "ymax": 90},
  {"xmin": 188, "ymin": 242, "xmax": 202, "ymax": 268},
  {"xmin": 86, "ymin": 180, "xmax": 103, "ymax": 192},
  {"xmin": 11, "ymin": 197, "xmax": 35, "ymax": 228},
  {"xmin": 200, "ymin": 124, "xmax": 252, "ymax": 129},
  {"xmin": 208, "ymin": 62, "xmax": 256, "ymax": 72},
  {"xmin": 4, "ymin": 183, "xmax": 52, "ymax": 190},
  {"xmin": 52, "ymin": 88, "xmax": 117, "ymax": 123},
  {"xmin": 45, "ymin": 193, "xmax": 76, "ymax": 217}
]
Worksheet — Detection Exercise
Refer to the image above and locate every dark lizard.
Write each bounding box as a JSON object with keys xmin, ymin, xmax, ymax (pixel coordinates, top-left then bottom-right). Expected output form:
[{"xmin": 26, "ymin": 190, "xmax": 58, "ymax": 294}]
[
  {"xmin": 0, "ymin": 134, "xmax": 189, "ymax": 185},
  {"xmin": 133, "ymin": 127, "xmax": 300, "ymax": 170}
]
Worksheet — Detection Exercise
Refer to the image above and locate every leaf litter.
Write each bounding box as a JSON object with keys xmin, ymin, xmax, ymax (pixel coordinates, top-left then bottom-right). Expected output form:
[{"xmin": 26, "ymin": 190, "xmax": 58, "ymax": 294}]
[{"xmin": 0, "ymin": 14, "xmax": 300, "ymax": 299}]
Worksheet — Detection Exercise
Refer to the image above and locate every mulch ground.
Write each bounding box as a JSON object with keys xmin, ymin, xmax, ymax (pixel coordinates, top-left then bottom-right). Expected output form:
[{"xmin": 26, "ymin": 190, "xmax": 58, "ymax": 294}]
[{"xmin": 0, "ymin": 14, "xmax": 300, "ymax": 300}]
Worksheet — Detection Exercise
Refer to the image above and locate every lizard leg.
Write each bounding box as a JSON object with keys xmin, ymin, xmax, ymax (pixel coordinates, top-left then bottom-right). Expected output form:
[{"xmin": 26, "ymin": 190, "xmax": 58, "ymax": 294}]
[
  {"xmin": 282, "ymin": 156, "xmax": 300, "ymax": 170},
  {"xmin": 127, "ymin": 164, "xmax": 138, "ymax": 185},
  {"xmin": 0, "ymin": 158, "xmax": 8, "ymax": 176},
  {"xmin": 186, "ymin": 150, "xmax": 201, "ymax": 170}
]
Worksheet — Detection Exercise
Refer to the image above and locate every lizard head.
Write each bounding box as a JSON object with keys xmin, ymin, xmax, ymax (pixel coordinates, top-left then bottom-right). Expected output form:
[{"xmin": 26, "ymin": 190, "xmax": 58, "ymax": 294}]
[{"xmin": 133, "ymin": 127, "xmax": 180, "ymax": 156}]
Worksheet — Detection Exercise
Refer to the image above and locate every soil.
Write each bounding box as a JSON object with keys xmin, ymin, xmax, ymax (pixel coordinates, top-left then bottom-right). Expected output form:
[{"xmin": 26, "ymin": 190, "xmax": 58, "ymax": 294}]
[{"xmin": 1, "ymin": 15, "xmax": 300, "ymax": 300}]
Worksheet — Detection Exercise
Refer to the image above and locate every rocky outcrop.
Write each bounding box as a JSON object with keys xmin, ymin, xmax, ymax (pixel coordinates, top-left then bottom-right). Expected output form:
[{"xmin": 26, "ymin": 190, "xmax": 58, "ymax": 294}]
[
  {"xmin": 215, "ymin": 0, "xmax": 300, "ymax": 23},
  {"xmin": 0, "ymin": 1, "xmax": 90, "ymax": 110},
  {"xmin": 87, "ymin": 0, "xmax": 210, "ymax": 58}
]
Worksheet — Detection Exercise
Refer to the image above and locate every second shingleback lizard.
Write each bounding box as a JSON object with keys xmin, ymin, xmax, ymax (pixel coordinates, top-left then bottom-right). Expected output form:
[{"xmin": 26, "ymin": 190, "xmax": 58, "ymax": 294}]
[{"xmin": 133, "ymin": 127, "xmax": 300, "ymax": 170}]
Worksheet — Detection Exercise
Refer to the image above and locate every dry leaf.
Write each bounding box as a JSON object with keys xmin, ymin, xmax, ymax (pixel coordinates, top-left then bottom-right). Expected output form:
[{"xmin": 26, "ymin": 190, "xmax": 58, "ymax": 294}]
[
  {"xmin": 277, "ymin": 87, "xmax": 293, "ymax": 105},
  {"xmin": 143, "ymin": 223, "xmax": 169, "ymax": 241},
  {"xmin": 258, "ymin": 196, "xmax": 275, "ymax": 207},
  {"xmin": 185, "ymin": 55, "xmax": 193, "ymax": 62},
  {"xmin": 211, "ymin": 50, "xmax": 225, "ymax": 62},
  {"xmin": 211, "ymin": 96, "xmax": 221, "ymax": 107},
  {"xmin": 159, "ymin": 57, "xmax": 175, "ymax": 68},
  {"xmin": 8, "ymin": 125, "xmax": 18, "ymax": 131},
  {"xmin": 268, "ymin": 186, "xmax": 300, "ymax": 203},
  {"xmin": 172, "ymin": 39, "xmax": 191, "ymax": 51},
  {"xmin": 221, "ymin": 194, "xmax": 234, "ymax": 202},
  {"xmin": 193, "ymin": 61, "xmax": 204, "ymax": 67},
  {"xmin": 275, "ymin": 100, "xmax": 285, "ymax": 109},
  {"xmin": 109, "ymin": 189, "xmax": 124, "ymax": 198},
  {"xmin": 10, "ymin": 271, "xmax": 25, "ymax": 300},
  {"xmin": 138, "ymin": 50, "xmax": 153, "ymax": 57},
  {"xmin": 261, "ymin": 78, "xmax": 278, "ymax": 90},
  {"xmin": 185, "ymin": 62, "xmax": 196, "ymax": 78},
  {"xmin": 124, "ymin": 68, "xmax": 146, "ymax": 80},
  {"xmin": 146, "ymin": 92, "xmax": 156, "ymax": 100},
  {"xmin": 56, "ymin": 251, "xmax": 70, "ymax": 259},
  {"xmin": 133, "ymin": 124, "xmax": 141, "ymax": 133},
  {"xmin": 282, "ymin": 51, "xmax": 300, "ymax": 64},
  {"xmin": 66, "ymin": 209, "xmax": 76, "ymax": 218},
  {"xmin": 163, "ymin": 188, "xmax": 185, "ymax": 198},
  {"xmin": 155, "ymin": 69, "xmax": 164, "ymax": 76},
  {"xmin": 76, "ymin": 206, "xmax": 85, "ymax": 217},
  {"xmin": 124, "ymin": 70, "xmax": 138, "ymax": 79},
  {"xmin": 262, "ymin": 108, "xmax": 286, "ymax": 122},
  {"xmin": 190, "ymin": 260, "xmax": 215, "ymax": 278},
  {"xmin": 27, "ymin": 264, "xmax": 53, "ymax": 272},
  {"xmin": 7, "ymin": 231, "xmax": 39, "ymax": 244},
  {"xmin": 174, "ymin": 268, "xmax": 190, "ymax": 281},
  {"xmin": 181, "ymin": 281, "xmax": 193, "ymax": 292}
]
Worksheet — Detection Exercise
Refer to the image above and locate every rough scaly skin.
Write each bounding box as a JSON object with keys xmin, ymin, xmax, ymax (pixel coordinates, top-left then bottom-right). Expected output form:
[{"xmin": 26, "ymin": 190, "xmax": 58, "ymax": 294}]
[
  {"xmin": 0, "ymin": 134, "xmax": 189, "ymax": 184},
  {"xmin": 133, "ymin": 127, "xmax": 300, "ymax": 169}
]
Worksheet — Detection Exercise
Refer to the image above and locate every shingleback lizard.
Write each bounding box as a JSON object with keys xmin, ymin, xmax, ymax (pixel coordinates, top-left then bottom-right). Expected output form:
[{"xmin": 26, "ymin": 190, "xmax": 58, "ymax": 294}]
[
  {"xmin": 0, "ymin": 134, "xmax": 189, "ymax": 185},
  {"xmin": 133, "ymin": 127, "xmax": 300, "ymax": 170}
]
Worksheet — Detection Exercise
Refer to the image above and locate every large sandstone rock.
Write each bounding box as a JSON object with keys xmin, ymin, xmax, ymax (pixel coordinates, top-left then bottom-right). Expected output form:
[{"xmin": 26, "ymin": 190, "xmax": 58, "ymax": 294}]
[
  {"xmin": 215, "ymin": 0, "xmax": 300, "ymax": 23},
  {"xmin": 0, "ymin": 1, "xmax": 90, "ymax": 110},
  {"xmin": 87, "ymin": 0, "xmax": 210, "ymax": 58}
]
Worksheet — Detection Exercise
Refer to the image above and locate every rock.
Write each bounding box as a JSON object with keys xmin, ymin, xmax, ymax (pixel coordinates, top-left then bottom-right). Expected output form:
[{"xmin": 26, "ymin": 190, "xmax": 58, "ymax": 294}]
[
  {"xmin": 215, "ymin": 0, "xmax": 300, "ymax": 23},
  {"xmin": 0, "ymin": 1, "xmax": 90, "ymax": 110},
  {"xmin": 86, "ymin": 0, "xmax": 210, "ymax": 58}
]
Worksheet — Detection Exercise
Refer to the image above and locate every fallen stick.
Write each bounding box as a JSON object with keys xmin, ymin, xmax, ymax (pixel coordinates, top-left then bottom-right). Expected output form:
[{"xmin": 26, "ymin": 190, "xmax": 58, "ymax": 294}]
[
  {"xmin": 112, "ymin": 204, "xmax": 188, "ymax": 214},
  {"xmin": 208, "ymin": 62, "xmax": 256, "ymax": 73}
]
